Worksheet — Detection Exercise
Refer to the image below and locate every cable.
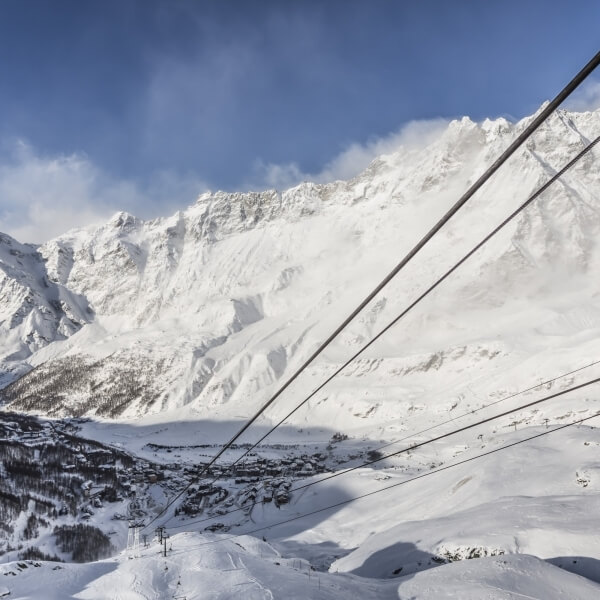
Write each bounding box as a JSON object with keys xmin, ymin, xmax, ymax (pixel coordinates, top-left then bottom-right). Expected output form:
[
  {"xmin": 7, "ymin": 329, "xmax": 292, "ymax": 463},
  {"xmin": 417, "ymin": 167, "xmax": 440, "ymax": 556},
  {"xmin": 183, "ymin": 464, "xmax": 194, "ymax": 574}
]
[
  {"xmin": 168, "ymin": 411, "xmax": 600, "ymax": 552},
  {"xmin": 224, "ymin": 134, "xmax": 600, "ymax": 468},
  {"xmin": 142, "ymin": 52, "xmax": 600, "ymax": 532},
  {"xmin": 154, "ymin": 132, "xmax": 600, "ymax": 532},
  {"xmin": 167, "ymin": 370, "xmax": 600, "ymax": 530},
  {"xmin": 208, "ymin": 51, "xmax": 600, "ymax": 465}
]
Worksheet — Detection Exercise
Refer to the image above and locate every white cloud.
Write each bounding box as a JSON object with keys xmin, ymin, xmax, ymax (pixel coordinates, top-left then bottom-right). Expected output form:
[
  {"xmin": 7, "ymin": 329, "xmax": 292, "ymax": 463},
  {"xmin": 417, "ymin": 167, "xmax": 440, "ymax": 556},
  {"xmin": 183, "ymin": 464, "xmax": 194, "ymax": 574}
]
[
  {"xmin": 564, "ymin": 79, "xmax": 600, "ymax": 112},
  {"xmin": 0, "ymin": 142, "xmax": 208, "ymax": 244},
  {"xmin": 255, "ymin": 162, "xmax": 307, "ymax": 190},
  {"xmin": 250, "ymin": 118, "xmax": 449, "ymax": 191}
]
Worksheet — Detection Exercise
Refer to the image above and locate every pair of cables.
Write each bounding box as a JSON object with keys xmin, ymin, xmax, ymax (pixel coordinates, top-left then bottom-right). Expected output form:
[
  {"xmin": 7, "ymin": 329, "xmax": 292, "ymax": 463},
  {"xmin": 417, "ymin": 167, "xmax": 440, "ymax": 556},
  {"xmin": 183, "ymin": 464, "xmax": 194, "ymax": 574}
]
[
  {"xmin": 162, "ymin": 130, "xmax": 600, "ymax": 531},
  {"xmin": 142, "ymin": 51, "xmax": 600, "ymax": 533},
  {"xmin": 225, "ymin": 134, "xmax": 600, "ymax": 470}
]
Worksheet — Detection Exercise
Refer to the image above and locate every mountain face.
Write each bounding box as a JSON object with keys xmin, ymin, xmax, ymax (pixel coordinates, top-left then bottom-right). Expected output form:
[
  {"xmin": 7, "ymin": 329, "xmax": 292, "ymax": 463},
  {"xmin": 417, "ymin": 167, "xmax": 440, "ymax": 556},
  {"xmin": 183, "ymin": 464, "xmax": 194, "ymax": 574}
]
[
  {"xmin": 2, "ymin": 107, "xmax": 600, "ymax": 427},
  {"xmin": 0, "ymin": 233, "xmax": 92, "ymax": 388}
]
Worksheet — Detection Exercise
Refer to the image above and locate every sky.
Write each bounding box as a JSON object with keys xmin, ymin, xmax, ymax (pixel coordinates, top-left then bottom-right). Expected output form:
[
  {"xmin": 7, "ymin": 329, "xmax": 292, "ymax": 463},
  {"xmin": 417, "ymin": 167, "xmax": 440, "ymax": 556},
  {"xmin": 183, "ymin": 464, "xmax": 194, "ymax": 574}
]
[{"xmin": 0, "ymin": 0, "xmax": 599, "ymax": 243}]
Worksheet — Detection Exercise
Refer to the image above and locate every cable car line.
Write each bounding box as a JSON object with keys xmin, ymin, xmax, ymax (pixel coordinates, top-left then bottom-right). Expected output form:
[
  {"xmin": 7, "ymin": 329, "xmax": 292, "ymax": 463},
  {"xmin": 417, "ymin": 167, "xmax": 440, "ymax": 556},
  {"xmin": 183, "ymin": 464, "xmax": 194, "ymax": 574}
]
[
  {"xmin": 223, "ymin": 134, "xmax": 600, "ymax": 470},
  {"xmin": 361, "ymin": 357, "xmax": 600, "ymax": 456},
  {"xmin": 141, "ymin": 51, "xmax": 600, "ymax": 532}
]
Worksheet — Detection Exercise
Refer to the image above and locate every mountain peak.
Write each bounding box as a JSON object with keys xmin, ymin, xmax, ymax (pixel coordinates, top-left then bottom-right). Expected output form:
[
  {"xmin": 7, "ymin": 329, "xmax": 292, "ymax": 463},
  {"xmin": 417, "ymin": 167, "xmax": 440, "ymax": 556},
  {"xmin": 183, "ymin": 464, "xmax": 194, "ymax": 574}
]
[{"xmin": 108, "ymin": 211, "xmax": 140, "ymax": 231}]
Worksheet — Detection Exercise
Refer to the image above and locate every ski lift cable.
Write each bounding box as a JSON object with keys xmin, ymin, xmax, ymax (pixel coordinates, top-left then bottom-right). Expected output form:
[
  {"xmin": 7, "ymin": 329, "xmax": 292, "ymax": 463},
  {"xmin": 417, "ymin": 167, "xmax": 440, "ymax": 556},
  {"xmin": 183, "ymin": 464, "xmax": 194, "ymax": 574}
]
[
  {"xmin": 202, "ymin": 51, "xmax": 600, "ymax": 470},
  {"xmin": 224, "ymin": 134, "xmax": 600, "ymax": 469},
  {"xmin": 142, "ymin": 51, "xmax": 600, "ymax": 532}
]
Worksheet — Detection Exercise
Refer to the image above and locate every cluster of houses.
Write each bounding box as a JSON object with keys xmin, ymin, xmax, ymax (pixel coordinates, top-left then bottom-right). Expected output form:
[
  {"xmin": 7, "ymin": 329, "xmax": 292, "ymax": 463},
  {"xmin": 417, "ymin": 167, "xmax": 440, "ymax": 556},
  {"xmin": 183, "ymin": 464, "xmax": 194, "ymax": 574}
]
[
  {"xmin": 177, "ymin": 475, "xmax": 296, "ymax": 519},
  {"xmin": 171, "ymin": 452, "xmax": 331, "ymax": 520},
  {"xmin": 177, "ymin": 483, "xmax": 229, "ymax": 516},
  {"xmin": 236, "ymin": 477, "xmax": 293, "ymax": 508},
  {"xmin": 231, "ymin": 452, "xmax": 328, "ymax": 481},
  {"xmin": 118, "ymin": 461, "xmax": 165, "ymax": 494},
  {"xmin": 176, "ymin": 451, "xmax": 330, "ymax": 482}
]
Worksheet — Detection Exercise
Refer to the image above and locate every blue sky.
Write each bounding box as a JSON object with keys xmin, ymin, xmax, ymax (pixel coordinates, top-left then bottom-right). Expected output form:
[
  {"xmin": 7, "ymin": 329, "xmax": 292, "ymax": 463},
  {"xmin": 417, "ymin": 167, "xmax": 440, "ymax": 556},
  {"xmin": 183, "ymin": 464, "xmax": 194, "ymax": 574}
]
[{"xmin": 1, "ymin": 0, "xmax": 599, "ymax": 242}]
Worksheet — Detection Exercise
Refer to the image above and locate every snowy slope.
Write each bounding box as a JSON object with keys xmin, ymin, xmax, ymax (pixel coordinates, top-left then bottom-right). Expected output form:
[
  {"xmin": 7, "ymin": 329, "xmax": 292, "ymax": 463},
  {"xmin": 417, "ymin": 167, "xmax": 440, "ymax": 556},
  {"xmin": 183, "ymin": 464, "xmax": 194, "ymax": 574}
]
[
  {"xmin": 395, "ymin": 554, "xmax": 600, "ymax": 600},
  {"xmin": 215, "ymin": 420, "xmax": 600, "ymax": 584},
  {"xmin": 0, "ymin": 233, "xmax": 91, "ymax": 387},
  {"xmin": 0, "ymin": 533, "xmax": 401, "ymax": 600},
  {"xmin": 1, "ymin": 535, "xmax": 599, "ymax": 600}
]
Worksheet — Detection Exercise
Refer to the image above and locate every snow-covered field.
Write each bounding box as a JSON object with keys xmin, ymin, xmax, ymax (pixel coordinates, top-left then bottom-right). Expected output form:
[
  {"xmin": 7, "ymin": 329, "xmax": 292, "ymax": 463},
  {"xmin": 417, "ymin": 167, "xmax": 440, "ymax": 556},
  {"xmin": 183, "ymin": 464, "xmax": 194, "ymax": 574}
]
[
  {"xmin": 1, "ymin": 105, "xmax": 600, "ymax": 597},
  {"xmin": 2, "ymin": 537, "xmax": 599, "ymax": 599},
  {"xmin": 2, "ymin": 534, "xmax": 599, "ymax": 600}
]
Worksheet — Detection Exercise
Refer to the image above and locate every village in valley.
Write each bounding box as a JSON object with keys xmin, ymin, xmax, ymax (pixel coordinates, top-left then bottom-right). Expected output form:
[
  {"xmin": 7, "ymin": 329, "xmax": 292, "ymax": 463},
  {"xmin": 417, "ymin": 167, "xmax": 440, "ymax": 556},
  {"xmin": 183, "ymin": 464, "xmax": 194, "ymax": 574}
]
[{"xmin": 0, "ymin": 410, "xmax": 345, "ymax": 560}]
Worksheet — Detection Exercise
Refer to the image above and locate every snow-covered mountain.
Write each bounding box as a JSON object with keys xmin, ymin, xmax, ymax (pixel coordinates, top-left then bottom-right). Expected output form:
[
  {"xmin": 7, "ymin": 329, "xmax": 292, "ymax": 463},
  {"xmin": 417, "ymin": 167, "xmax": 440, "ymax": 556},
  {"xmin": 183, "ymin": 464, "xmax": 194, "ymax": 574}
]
[
  {"xmin": 0, "ymin": 233, "xmax": 92, "ymax": 388},
  {"xmin": 2, "ymin": 106, "xmax": 600, "ymax": 432}
]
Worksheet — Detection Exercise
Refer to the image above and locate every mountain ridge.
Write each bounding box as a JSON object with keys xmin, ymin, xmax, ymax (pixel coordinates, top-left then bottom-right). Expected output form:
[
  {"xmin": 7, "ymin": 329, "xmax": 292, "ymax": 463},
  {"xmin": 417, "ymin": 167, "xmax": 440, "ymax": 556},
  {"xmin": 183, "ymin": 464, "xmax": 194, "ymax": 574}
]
[{"xmin": 2, "ymin": 106, "xmax": 600, "ymax": 428}]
